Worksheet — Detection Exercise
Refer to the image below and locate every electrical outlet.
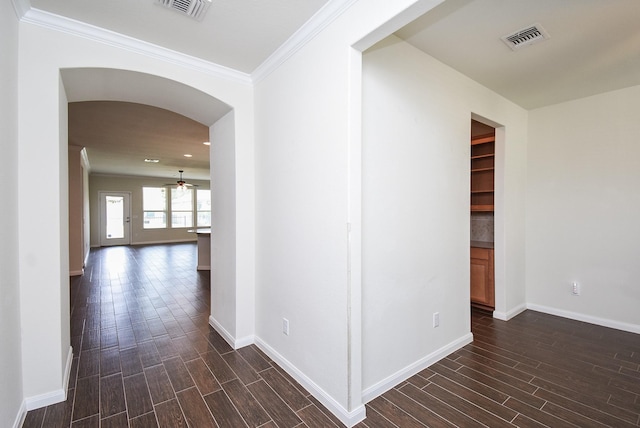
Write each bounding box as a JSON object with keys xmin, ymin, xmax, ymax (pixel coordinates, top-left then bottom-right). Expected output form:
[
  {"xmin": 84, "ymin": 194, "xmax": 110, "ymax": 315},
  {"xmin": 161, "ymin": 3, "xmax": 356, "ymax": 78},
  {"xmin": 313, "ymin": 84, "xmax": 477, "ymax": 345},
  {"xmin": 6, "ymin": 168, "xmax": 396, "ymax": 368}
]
[
  {"xmin": 282, "ymin": 318, "xmax": 290, "ymax": 335},
  {"xmin": 433, "ymin": 312, "xmax": 440, "ymax": 328},
  {"xmin": 572, "ymin": 282, "xmax": 580, "ymax": 296}
]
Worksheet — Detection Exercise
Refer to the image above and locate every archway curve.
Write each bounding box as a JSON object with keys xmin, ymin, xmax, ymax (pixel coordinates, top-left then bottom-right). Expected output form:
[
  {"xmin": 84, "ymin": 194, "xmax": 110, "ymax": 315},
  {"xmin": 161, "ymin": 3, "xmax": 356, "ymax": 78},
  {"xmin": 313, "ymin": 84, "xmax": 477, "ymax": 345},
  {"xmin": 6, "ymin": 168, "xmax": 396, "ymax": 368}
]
[{"xmin": 61, "ymin": 67, "xmax": 232, "ymax": 126}]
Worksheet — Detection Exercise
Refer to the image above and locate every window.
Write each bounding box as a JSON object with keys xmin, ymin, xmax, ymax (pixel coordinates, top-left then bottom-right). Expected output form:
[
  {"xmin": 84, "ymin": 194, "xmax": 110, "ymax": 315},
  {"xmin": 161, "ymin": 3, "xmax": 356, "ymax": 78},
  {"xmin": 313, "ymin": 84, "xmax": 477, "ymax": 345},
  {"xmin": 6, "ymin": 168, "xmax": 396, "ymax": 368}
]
[
  {"xmin": 171, "ymin": 188, "xmax": 193, "ymax": 228},
  {"xmin": 196, "ymin": 189, "xmax": 211, "ymax": 227},
  {"xmin": 143, "ymin": 187, "xmax": 167, "ymax": 229}
]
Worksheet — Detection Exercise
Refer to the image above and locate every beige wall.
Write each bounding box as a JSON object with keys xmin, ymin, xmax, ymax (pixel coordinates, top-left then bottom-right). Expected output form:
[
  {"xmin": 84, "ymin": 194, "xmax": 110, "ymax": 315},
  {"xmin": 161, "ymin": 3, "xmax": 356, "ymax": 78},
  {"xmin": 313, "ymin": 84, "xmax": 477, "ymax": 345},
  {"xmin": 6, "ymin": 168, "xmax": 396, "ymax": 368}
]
[
  {"xmin": 526, "ymin": 85, "xmax": 640, "ymax": 331},
  {"xmin": 89, "ymin": 174, "xmax": 210, "ymax": 247}
]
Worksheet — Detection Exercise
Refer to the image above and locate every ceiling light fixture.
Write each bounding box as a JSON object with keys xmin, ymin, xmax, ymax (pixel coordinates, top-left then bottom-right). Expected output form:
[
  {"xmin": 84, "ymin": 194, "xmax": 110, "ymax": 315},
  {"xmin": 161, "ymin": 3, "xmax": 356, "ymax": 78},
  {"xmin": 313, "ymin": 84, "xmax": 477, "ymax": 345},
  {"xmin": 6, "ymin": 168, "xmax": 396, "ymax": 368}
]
[
  {"xmin": 203, "ymin": 142, "xmax": 211, "ymax": 146},
  {"xmin": 144, "ymin": 158, "xmax": 160, "ymax": 163},
  {"xmin": 183, "ymin": 154, "xmax": 193, "ymax": 158}
]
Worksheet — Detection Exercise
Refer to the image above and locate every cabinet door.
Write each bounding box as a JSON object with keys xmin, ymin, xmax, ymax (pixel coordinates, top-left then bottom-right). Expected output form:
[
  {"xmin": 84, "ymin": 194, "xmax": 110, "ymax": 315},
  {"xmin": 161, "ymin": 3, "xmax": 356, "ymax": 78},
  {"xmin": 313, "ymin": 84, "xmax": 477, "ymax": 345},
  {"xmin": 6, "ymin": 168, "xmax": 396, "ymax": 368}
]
[{"xmin": 470, "ymin": 248, "xmax": 495, "ymax": 309}]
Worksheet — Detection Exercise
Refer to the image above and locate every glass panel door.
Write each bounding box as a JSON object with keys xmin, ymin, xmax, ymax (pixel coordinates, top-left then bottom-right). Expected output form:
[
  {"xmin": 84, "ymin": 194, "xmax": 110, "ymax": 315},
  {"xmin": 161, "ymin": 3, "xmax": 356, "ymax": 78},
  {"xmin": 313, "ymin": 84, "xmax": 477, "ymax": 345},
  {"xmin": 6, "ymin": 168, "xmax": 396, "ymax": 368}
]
[{"xmin": 99, "ymin": 192, "xmax": 131, "ymax": 246}]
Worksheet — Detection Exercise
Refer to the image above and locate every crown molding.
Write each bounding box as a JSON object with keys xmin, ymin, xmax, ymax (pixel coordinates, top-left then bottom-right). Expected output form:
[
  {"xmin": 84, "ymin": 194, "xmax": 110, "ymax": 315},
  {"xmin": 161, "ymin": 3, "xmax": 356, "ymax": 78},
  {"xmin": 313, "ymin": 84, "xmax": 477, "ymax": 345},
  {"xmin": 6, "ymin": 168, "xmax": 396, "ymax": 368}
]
[
  {"xmin": 11, "ymin": 0, "xmax": 30, "ymax": 19},
  {"xmin": 20, "ymin": 8, "xmax": 252, "ymax": 86},
  {"xmin": 251, "ymin": 0, "xmax": 359, "ymax": 83}
]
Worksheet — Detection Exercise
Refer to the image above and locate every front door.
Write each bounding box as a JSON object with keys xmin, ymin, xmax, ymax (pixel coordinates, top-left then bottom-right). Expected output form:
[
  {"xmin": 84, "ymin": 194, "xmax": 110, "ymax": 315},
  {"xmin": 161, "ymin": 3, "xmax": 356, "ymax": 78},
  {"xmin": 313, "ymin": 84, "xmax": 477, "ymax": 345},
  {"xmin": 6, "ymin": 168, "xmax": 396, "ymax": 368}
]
[{"xmin": 99, "ymin": 191, "xmax": 131, "ymax": 246}]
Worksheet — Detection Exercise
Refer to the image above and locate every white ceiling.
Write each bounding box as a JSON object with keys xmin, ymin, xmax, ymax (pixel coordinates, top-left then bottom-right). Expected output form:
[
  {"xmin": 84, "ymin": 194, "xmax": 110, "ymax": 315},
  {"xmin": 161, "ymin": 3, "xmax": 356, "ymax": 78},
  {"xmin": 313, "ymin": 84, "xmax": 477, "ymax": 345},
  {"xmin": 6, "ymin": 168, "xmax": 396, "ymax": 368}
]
[
  {"xmin": 396, "ymin": 0, "xmax": 640, "ymax": 110},
  {"xmin": 21, "ymin": 0, "xmax": 640, "ymax": 179},
  {"xmin": 30, "ymin": 0, "xmax": 331, "ymax": 74}
]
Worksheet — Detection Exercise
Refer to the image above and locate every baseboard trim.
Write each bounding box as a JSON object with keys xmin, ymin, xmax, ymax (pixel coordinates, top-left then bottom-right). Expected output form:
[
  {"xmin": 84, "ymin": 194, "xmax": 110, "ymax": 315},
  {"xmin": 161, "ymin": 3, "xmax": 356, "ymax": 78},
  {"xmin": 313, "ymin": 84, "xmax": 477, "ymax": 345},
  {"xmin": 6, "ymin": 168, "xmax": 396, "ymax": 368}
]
[
  {"xmin": 196, "ymin": 265, "xmax": 211, "ymax": 271},
  {"xmin": 12, "ymin": 401, "xmax": 26, "ymax": 428},
  {"xmin": 24, "ymin": 346, "xmax": 73, "ymax": 410},
  {"xmin": 361, "ymin": 332, "xmax": 473, "ymax": 404},
  {"xmin": 255, "ymin": 337, "xmax": 366, "ymax": 427},
  {"xmin": 69, "ymin": 268, "xmax": 84, "ymax": 276},
  {"xmin": 526, "ymin": 304, "xmax": 640, "ymax": 334},
  {"xmin": 208, "ymin": 316, "xmax": 254, "ymax": 350},
  {"xmin": 493, "ymin": 303, "xmax": 527, "ymax": 321}
]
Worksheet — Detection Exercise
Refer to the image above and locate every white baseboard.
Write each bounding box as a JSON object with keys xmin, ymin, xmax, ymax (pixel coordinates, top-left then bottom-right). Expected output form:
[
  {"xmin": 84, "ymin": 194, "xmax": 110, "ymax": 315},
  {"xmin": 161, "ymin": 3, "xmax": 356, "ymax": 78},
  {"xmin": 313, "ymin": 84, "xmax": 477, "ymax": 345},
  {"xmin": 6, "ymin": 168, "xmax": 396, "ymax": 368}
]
[
  {"xmin": 493, "ymin": 303, "xmax": 527, "ymax": 321},
  {"xmin": 131, "ymin": 238, "xmax": 197, "ymax": 246},
  {"xmin": 526, "ymin": 304, "xmax": 640, "ymax": 334},
  {"xmin": 255, "ymin": 337, "xmax": 366, "ymax": 427},
  {"xmin": 361, "ymin": 332, "xmax": 473, "ymax": 404},
  {"xmin": 24, "ymin": 346, "xmax": 73, "ymax": 410},
  {"xmin": 69, "ymin": 269, "xmax": 84, "ymax": 276},
  {"xmin": 196, "ymin": 265, "xmax": 211, "ymax": 271},
  {"xmin": 208, "ymin": 316, "xmax": 254, "ymax": 350},
  {"xmin": 12, "ymin": 401, "xmax": 26, "ymax": 428}
]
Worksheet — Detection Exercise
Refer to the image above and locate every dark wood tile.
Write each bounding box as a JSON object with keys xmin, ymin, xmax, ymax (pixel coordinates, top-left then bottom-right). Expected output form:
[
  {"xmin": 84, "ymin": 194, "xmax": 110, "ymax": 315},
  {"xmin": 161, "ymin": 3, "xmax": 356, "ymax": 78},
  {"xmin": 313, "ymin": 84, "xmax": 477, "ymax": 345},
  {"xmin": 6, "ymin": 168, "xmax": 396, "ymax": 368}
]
[
  {"xmin": 22, "ymin": 407, "xmax": 45, "ymax": 428},
  {"xmin": 137, "ymin": 340, "xmax": 162, "ymax": 368},
  {"xmin": 203, "ymin": 389, "xmax": 248, "ymax": 427},
  {"xmin": 145, "ymin": 364, "xmax": 176, "ymax": 404},
  {"xmin": 25, "ymin": 245, "xmax": 640, "ymax": 428},
  {"xmin": 73, "ymin": 375, "xmax": 100, "ymax": 421},
  {"xmin": 100, "ymin": 373, "xmax": 126, "ymax": 418},
  {"xmin": 185, "ymin": 357, "xmax": 222, "ymax": 395},
  {"xmin": 176, "ymin": 387, "xmax": 217, "ymax": 428},
  {"xmin": 77, "ymin": 349, "xmax": 100, "ymax": 379},
  {"xmin": 123, "ymin": 372, "xmax": 154, "ymax": 418},
  {"xmin": 297, "ymin": 404, "xmax": 340, "ymax": 428},
  {"xmin": 260, "ymin": 367, "xmax": 310, "ymax": 411},
  {"xmin": 237, "ymin": 345, "xmax": 272, "ymax": 372},
  {"xmin": 71, "ymin": 414, "xmax": 100, "ymax": 427},
  {"xmin": 100, "ymin": 347, "xmax": 121, "ymax": 376},
  {"xmin": 155, "ymin": 399, "xmax": 188, "ymax": 428},
  {"xmin": 101, "ymin": 412, "xmax": 128, "ymax": 428},
  {"xmin": 367, "ymin": 395, "xmax": 431, "ymax": 428},
  {"xmin": 120, "ymin": 346, "xmax": 143, "ymax": 377},
  {"xmin": 221, "ymin": 351, "xmax": 261, "ymax": 385},
  {"xmin": 221, "ymin": 378, "xmax": 271, "ymax": 427},
  {"xmin": 163, "ymin": 356, "xmax": 195, "ymax": 392},
  {"xmin": 246, "ymin": 380, "xmax": 302, "ymax": 427},
  {"xmin": 42, "ymin": 388, "xmax": 75, "ymax": 427},
  {"xmin": 201, "ymin": 350, "xmax": 237, "ymax": 384},
  {"xmin": 130, "ymin": 412, "xmax": 159, "ymax": 428}
]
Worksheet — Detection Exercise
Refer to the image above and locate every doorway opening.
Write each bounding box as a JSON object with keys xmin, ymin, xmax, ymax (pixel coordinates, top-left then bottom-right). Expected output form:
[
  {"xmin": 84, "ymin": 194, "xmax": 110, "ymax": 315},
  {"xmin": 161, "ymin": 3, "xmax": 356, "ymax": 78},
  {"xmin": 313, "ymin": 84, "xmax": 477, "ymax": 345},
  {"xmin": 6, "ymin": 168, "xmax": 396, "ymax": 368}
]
[{"xmin": 470, "ymin": 119, "xmax": 495, "ymax": 311}]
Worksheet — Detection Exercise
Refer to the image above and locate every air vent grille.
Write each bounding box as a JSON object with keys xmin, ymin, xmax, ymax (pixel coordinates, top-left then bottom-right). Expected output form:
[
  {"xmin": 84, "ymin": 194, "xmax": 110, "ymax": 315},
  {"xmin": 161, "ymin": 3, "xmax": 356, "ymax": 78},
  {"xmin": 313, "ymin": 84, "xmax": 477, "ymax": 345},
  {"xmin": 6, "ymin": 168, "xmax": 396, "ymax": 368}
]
[
  {"xmin": 156, "ymin": 0, "xmax": 211, "ymax": 20},
  {"xmin": 501, "ymin": 24, "xmax": 549, "ymax": 50}
]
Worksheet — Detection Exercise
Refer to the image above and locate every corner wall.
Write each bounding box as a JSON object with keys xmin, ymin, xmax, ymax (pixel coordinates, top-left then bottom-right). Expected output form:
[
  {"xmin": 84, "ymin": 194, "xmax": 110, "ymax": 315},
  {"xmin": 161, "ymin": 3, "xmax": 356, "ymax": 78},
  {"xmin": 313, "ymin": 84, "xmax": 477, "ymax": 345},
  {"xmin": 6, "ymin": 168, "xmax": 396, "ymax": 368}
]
[
  {"xmin": 527, "ymin": 85, "xmax": 640, "ymax": 332},
  {"xmin": 361, "ymin": 35, "xmax": 528, "ymax": 396},
  {"xmin": 0, "ymin": 1, "xmax": 25, "ymax": 426}
]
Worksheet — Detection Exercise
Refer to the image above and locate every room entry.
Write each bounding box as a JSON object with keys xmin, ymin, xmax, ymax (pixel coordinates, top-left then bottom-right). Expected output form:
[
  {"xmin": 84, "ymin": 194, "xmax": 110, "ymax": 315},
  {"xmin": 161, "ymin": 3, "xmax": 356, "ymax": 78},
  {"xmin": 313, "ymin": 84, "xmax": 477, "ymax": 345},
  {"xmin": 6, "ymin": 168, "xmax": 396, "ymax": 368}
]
[{"xmin": 99, "ymin": 191, "xmax": 131, "ymax": 246}]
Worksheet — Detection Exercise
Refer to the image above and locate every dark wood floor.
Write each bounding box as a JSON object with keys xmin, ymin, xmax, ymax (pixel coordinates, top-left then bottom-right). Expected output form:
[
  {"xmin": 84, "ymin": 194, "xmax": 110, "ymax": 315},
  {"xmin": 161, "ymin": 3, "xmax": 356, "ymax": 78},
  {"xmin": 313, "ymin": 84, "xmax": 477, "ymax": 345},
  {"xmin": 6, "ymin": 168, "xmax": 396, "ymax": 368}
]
[{"xmin": 23, "ymin": 243, "xmax": 640, "ymax": 427}]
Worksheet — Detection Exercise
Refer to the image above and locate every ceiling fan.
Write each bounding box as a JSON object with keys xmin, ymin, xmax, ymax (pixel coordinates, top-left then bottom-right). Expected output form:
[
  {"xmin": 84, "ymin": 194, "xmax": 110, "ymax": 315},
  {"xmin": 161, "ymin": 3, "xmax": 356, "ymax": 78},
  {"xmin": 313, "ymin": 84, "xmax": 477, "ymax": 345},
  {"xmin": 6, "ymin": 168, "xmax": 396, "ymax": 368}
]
[{"xmin": 166, "ymin": 170, "xmax": 199, "ymax": 189}]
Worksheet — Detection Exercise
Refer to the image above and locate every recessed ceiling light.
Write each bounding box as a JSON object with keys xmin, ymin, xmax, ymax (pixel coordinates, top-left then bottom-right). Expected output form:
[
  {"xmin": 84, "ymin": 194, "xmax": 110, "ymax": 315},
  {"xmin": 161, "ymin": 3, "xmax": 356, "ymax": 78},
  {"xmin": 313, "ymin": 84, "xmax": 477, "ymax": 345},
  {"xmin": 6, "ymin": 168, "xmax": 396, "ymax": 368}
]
[
  {"xmin": 144, "ymin": 158, "xmax": 160, "ymax": 163},
  {"xmin": 203, "ymin": 142, "xmax": 211, "ymax": 146},
  {"xmin": 184, "ymin": 154, "xmax": 193, "ymax": 158}
]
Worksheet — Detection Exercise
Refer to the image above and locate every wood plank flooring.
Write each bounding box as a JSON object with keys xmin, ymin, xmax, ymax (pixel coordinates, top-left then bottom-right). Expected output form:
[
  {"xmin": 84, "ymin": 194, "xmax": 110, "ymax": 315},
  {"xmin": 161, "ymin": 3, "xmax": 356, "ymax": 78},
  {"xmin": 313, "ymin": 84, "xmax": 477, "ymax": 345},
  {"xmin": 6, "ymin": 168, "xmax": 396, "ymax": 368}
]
[
  {"xmin": 22, "ymin": 243, "xmax": 640, "ymax": 427},
  {"xmin": 365, "ymin": 310, "xmax": 640, "ymax": 428}
]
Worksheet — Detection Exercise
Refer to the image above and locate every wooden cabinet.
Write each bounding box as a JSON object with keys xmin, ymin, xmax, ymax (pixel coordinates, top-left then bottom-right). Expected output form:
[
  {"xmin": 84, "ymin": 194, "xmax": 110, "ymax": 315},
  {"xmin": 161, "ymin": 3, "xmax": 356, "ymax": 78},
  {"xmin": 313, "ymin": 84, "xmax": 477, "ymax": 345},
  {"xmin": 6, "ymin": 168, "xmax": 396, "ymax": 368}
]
[
  {"xmin": 470, "ymin": 246, "xmax": 495, "ymax": 310},
  {"xmin": 471, "ymin": 134, "xmax": 495, "ymax": 212}
]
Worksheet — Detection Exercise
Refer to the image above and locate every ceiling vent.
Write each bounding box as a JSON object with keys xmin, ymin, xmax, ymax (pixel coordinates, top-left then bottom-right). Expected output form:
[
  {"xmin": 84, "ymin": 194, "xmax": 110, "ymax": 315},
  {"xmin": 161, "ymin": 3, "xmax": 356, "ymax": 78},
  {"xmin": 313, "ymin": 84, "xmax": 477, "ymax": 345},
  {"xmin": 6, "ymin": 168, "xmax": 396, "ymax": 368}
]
[
  {"xmin": 501, "ymin": 24, "xmax": 550, "ymax": 51},
  {"xmin": 156, "ymin": 0, "xmax": 211, "ymax": 20}
]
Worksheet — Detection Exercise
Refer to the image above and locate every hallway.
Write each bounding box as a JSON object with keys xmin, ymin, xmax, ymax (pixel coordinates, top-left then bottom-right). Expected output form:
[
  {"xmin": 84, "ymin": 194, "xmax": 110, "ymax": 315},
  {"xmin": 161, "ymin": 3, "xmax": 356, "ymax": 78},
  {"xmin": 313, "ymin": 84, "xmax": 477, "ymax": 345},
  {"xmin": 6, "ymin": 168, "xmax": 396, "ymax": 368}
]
[{"xmin": 22, "ymin": 243, "xmax": 343, "ymax": 427}]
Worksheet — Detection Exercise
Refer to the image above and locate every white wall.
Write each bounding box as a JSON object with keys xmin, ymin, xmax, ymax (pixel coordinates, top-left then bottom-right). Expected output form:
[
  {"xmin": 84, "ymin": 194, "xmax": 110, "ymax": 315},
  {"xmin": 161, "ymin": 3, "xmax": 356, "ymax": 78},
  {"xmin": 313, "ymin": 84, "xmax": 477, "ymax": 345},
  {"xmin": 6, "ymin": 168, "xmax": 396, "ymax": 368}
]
[
  {"xmin": 252, "ymin": 0, "xmax": 504, "ymax": 424},
  {"xmin": 361, "ymin": 35, "xmax": 528, "ymax": 396},
  {"xmin": 16, "ymin": 18, "xmax": 254, "ymax": 409},
  {"xmin": 210, "ymin": 111, "xmax": 247, "ymax": 344},
  {"xmin": 527, "ymin": 86, "xmax": 640, "ymax": 331},
  {"xmin": 0, "ymin": 1, "xmax": 25, "ymax": 426}
]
